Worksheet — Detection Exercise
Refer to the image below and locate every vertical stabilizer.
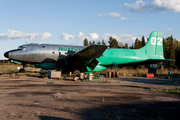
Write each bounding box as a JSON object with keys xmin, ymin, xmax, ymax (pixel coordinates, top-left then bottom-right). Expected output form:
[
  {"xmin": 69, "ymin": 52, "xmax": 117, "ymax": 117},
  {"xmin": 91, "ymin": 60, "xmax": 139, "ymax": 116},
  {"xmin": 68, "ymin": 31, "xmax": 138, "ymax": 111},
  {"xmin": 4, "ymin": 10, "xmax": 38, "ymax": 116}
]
[{"xmin": 137, "ymin": 31, "xmax": 164, "ymax": 59}]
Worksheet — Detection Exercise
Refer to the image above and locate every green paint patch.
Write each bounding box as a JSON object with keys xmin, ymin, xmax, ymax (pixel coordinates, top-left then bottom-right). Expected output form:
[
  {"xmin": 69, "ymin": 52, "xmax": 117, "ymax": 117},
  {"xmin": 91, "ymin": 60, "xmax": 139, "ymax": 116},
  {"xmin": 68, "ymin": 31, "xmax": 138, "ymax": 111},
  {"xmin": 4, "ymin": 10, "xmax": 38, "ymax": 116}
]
[
  {"xmin": 10, "ymin": 59, "xmax": 22, "ymax": 65},
  {"xmin": 59, "ymin": 47, "xmax": 81, "ymax": 52},
  {"xmin": 149, "ymin": 88, "xmax": 180, "ymax": 94}
]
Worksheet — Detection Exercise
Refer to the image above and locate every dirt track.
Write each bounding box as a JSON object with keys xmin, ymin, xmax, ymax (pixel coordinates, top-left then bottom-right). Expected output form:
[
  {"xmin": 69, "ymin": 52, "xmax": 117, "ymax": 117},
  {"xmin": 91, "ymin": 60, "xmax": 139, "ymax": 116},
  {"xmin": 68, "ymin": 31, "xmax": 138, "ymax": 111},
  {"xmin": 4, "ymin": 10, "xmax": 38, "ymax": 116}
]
[{"xmin": 0, "ymin": 76, "xmax": 180, "ymax": 120}]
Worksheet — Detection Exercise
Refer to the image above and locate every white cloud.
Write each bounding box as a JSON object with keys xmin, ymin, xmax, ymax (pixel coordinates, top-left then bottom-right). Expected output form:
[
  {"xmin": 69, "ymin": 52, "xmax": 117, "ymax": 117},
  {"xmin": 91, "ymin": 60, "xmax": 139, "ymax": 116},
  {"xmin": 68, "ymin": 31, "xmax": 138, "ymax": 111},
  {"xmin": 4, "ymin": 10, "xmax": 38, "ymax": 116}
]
[
  {"xmin": 87, "ymin": 33, "xmax": 99, "ymax": 40},
  {"xmin": 0, "ymin": 29, "xmax": 52, "ymax": 40},
  {"xmin": 123, "ymin": 0, "xmax": 180, "ymax": 13},
  {"xmin": 59, "ymin": 33, "xmax": 75, "ymax": 41},
  {"xmin": 76, "ymin": 32, "xmax": 85, "ymax": 41},
  {"xmin": 166, "ymin": 28, "xmax": 174, "ymax": 31},
  {"xmin": 59, "ymin": 31, "xmax": 138, "ymax": 45},
  {"xmin": 61, "ymin": 32, "xmax": 100, "ymax": 42},
  {"xmin": 99, "ymin": 12, "xmax": 121, "ymax": 17},
  {"xmin": 153, "ymin": 0, "xmax": 180, "ymax": 12},
  {"xmin": 100, "ymin": 33, "xmax": 138, "ymax": 44},
  {"xmin": 120, "ymin": 17, "xmax": 128, "ymax": 20}
]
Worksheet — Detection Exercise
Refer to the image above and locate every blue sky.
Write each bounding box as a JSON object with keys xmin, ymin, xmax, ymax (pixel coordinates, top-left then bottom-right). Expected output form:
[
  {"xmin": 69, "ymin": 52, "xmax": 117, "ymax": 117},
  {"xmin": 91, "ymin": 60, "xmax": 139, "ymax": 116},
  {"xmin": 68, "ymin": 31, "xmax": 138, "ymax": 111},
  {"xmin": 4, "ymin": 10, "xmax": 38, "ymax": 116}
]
[{"xmin": 0, "ymin": 0, "xmax": 180, "ymax": 59}]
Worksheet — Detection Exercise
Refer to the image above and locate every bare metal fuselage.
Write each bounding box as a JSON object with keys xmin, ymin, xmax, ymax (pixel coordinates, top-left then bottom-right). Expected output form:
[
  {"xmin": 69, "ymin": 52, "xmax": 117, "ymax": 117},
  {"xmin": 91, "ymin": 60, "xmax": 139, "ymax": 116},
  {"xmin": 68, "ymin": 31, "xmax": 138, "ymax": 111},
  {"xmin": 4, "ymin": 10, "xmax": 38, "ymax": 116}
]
[{"xmin": 5, "ymin": 43, "xmax": 85, "ymax": 64}]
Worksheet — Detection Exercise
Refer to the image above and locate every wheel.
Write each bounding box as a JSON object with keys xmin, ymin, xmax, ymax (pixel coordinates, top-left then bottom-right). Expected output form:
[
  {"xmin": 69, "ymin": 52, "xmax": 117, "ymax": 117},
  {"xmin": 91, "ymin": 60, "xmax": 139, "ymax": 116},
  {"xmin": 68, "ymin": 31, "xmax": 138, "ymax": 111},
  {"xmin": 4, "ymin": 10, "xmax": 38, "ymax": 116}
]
[
  {"xmin": 73, "ymin": 70, "xmax": 80, "ymax": 75},
  {"xmin": 19, "ymin": 69, "xmax": 25, "ymax": 72}
]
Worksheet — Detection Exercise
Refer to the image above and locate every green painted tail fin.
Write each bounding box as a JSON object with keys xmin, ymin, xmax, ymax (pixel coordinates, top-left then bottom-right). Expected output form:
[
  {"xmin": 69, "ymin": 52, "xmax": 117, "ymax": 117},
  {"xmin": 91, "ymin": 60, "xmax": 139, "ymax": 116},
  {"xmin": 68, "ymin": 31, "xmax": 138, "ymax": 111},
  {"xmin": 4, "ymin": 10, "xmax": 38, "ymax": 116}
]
[{"xmin": 138, "ymin": 31, "xmax": 164, "ymax": 59}]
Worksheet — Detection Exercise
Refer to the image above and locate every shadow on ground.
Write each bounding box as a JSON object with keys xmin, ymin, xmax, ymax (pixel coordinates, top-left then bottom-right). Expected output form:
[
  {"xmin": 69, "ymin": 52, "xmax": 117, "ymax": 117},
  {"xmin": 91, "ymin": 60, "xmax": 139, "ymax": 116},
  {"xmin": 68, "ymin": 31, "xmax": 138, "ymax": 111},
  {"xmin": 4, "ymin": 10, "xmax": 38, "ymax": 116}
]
[
  {"xmin": 39, "ymin": 116, "xmax": 72, "ymax": 120},
  {"xmin": 117, "ymin": 77, "xmax": 180, "ymax": 86},
  {"xmin": 81, "ymin": 101, "xmax": 180, "ymax": 120},
  {"xmin": 37, "ymin": 101, "xmax": 180, "ymax": 120}
]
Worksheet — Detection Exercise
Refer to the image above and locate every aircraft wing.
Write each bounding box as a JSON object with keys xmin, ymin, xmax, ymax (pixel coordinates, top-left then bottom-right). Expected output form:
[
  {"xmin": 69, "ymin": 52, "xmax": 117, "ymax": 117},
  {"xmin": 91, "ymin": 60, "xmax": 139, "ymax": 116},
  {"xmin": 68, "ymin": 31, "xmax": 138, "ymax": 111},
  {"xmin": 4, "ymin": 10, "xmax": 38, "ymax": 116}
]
[{"xmin": 64, "ymin": 45, "xmax": 107, "ymax": 68}]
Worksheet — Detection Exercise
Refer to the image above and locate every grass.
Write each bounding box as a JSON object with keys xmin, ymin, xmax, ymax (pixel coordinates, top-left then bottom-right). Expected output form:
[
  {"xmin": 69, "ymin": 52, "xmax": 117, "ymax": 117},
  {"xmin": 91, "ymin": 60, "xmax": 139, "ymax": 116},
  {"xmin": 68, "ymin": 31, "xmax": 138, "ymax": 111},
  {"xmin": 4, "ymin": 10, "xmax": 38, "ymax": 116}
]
[
  {"xmin": 0, "ymin": 64, "xmax": 38, "ymax": 73},
  {"xmin": 149, "ymin": 88, "xmax": 180, "ymax": 95},
  {"xmin": 1, "ymin": 63, "xmax": 180, "ymax": 78},
  {"xmin": 101, "ymin": 67, "xmax": 180, "ymax": 77}
]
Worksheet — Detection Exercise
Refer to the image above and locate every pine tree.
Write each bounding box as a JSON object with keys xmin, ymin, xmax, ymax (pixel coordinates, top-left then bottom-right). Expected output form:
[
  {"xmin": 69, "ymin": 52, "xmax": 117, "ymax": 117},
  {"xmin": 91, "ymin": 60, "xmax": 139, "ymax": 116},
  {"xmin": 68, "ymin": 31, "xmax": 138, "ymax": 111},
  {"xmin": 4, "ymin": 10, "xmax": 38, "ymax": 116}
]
[
  {"xmin": 92, "ymin": 41, "xmax": 95, "ymax": 44},
  {"xmin": 129, "ymin": 43, "xmax": 134, "ymax": 49},
  {"xmin": 101, "ymin": 40, "xmax": 106, "ymax": 46},
  {"xmin": 89, "ymin": 41, "xmax": 92, "ymax": 45},
  {"xmin": 169, "ymin": 35, "xmax": 175, "ymax": 68},
  {"xmin": 175, "ymin": 47, "xmax": 180, "ymax": 69},
  {"xmin": 163, "ymin": 38, "xmax": 168, "ymax": 68},
  {"xmin": 97, "ymin": 41, "xmax": 101, "ymax": 45},
  {"xmin": 134, "ymin": 38, "xmax": 139, "ymax": 49},
  {"xmin": 138, "ymin": 40, "xmax": 143, "ymax": 48},
  {"xmin": 83, "ymin": 38, "xmax": 89, "ymax": 46},
  {"xmin": 141, "ymin": 36, "xmax": 146, "ymax": 47},
  {"xmin": 108, "ymin": 36, "xmax": 119, "ymax": 48},
  {"xmin": 125, "ymin": 43, "xmax": 128, "ymax": 49}
]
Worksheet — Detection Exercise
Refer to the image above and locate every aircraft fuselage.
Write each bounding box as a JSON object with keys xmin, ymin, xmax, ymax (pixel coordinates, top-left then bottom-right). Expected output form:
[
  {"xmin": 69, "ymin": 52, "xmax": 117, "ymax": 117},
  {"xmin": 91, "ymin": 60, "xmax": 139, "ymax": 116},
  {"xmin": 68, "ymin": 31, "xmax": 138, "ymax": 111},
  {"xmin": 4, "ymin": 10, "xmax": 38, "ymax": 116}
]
[{"xmin": 4, "ymin": 43, "xmax": 85, "ymax": 64}]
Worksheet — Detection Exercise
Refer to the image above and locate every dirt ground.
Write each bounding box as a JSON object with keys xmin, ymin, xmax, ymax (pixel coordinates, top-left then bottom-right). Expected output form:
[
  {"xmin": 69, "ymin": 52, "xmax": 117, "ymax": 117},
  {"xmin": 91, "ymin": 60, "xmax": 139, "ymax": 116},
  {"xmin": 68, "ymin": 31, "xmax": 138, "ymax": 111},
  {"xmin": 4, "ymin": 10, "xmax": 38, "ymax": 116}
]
[{"xmin": 0, "ymin": 76, "xmax": 180, "ymax": 120}]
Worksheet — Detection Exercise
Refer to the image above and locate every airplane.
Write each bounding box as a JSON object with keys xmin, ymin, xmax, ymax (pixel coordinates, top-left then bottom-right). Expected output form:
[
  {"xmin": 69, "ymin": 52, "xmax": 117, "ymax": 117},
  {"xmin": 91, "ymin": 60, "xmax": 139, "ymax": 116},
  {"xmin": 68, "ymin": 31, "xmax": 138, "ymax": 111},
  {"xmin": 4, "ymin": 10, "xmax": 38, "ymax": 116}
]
[{"xmin": 4, "ymin": 31, "xmax": 172, "ymax": 73}]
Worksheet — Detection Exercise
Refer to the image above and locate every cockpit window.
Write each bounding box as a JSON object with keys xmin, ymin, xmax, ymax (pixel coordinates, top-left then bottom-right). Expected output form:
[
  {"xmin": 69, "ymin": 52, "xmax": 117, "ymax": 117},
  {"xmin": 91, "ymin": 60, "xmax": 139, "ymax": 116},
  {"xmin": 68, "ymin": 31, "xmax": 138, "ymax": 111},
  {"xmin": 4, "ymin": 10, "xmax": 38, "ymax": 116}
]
[
  {"xmin": 18, "ymin": 46, "xmax": 23, "ymax": 50},
  {"xmin": 18, "ymin": 46, "xmax": 26, "ymax": 50}
]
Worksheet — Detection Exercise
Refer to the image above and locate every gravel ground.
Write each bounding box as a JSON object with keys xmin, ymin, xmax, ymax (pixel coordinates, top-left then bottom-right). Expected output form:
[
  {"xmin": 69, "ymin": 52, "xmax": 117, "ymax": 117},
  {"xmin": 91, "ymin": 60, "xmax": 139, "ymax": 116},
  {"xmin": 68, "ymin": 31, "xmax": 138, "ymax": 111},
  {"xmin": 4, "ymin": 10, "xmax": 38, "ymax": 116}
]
[{"xmin": 0, "ymin": 76, "xmax": 180, "ymax": 120}]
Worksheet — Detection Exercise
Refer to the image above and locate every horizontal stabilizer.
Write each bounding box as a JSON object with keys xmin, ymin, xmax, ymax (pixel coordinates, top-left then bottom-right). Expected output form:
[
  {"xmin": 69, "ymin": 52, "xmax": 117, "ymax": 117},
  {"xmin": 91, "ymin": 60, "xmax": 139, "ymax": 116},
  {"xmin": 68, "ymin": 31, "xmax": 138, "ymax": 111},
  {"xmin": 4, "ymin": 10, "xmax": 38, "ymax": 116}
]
[
  {"xmin": 164, "ymin": 59, "xmax": 175, "ymax": 61},
  {"xmin": 144, "ymin": 59, "xmax": 175, "ymax": 64},
  {"xmin": 147, "ymin": 59, "xmax": 175, "ymax": 62}
]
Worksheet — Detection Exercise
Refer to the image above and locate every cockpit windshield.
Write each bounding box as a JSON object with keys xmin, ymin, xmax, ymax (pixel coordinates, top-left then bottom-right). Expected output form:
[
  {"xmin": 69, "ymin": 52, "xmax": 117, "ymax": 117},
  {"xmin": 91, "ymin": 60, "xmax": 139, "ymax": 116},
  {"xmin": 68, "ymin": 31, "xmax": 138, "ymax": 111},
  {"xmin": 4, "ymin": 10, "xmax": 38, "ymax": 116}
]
[{"xmin": 17, "ymin": 46, "xmax": 26, "ymax": 50}]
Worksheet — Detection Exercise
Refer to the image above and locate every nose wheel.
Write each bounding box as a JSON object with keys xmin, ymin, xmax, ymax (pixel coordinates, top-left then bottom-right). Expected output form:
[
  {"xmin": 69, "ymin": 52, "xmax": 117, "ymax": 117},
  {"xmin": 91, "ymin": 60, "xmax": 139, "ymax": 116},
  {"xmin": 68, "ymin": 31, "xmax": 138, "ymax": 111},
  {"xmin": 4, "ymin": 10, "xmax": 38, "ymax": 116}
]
[
  {"xmin": 19, "ymin": 68, "xmax": 25, "ymax": 72},
  {"xmin": 19, "ymin": 65, "xmax": 26, "ymax": 72}
]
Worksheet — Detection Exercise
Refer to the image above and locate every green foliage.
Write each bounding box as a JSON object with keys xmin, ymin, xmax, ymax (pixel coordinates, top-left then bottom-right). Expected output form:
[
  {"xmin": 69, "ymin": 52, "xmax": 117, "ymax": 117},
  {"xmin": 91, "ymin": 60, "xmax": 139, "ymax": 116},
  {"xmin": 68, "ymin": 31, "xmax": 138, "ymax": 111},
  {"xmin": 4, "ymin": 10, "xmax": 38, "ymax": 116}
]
[
  {"xmin": 108, "ymin": 36, "xmax": 119, "ymax": 48},
  {"xmin": 141, "ymin": 36, "xmax": 146, "ymax": 47},
  {"xmin": 92, "ymin": 41, "xmax": 95, "ymax": 44},
  {"xmin": 138, "ymin": 40, "xmax": 143, "ymax": 48},
  {"xmin": 169, "ymin": 36, "xmax": 175, "ymax": 68},
  {"xmin": 83, "ymin": 38, "xmax": 89, "ymax": 46},
  {"xmin": 129, "ymin": 43, "xmax": 134, "ymax": 49},
  {"xmin": 97, "ymin": 41, "xmax": 101, "ymax": 45},
  {"xmin": 134, "ymin": 38, "xmax": 139, "ymax": 49},
  {"xmin": 101, "ymin": 40, "xmax": 106, "ymax": 46},
  {"xmin": 163, "ymin": 36, "xmax": 176, "ymax": 69},
  {"xmin": 89, "ymin": 41, "xmax": 92, "ymax": 45},
  {"xmin": 135, "ymin": 38, "xmax": 143, "ymax": 49},
  {"xmin": 175, "ymin": 47, "xmax": 180, "ymax": 68},
  {"xmin": 150, "ymin": 88, "xmax": 180, "ymax": 95},
  {"xmin": 124, "ymin": 43, "xmax": 128, "ymax": 49}
]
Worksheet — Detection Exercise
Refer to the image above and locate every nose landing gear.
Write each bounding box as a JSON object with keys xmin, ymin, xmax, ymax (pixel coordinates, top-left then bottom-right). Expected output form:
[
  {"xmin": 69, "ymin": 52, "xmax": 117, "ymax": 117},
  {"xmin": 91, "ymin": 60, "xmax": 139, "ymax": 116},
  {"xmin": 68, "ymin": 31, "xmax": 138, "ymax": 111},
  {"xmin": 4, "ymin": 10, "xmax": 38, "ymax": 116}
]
[{"xmin": 19, "ymin": 65, "xmax": 26, "ymax": 72}]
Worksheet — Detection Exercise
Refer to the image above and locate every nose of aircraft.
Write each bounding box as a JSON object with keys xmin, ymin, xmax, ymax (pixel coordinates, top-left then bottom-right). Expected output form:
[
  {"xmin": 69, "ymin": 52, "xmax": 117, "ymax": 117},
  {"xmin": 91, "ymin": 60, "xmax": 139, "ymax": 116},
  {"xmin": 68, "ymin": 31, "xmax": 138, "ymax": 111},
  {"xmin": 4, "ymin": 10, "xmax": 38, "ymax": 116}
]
[{"xmin": 4, "ymin": 52, "xmax": 9, "ymax": 58}]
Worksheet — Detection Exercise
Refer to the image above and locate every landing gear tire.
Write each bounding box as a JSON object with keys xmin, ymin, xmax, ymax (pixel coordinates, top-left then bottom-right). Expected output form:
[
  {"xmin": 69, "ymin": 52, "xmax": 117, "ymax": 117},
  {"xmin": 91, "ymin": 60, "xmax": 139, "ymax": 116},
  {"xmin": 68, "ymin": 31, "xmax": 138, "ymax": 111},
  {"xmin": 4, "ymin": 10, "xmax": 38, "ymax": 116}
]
[
  {"xmin": 73, "ymin": 70, "xmax": 80, "ymax": 75},
  {"xmin": 19, "ymin": 68, "xmax": 25, "ymax": 72}
]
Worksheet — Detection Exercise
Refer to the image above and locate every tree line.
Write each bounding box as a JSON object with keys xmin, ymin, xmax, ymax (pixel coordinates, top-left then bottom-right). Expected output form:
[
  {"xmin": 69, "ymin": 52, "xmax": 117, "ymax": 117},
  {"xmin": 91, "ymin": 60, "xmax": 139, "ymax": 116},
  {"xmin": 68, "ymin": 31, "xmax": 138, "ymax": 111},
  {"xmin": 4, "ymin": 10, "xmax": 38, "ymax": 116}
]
[{"xmin": 83, "ymin": 35, "xmax": 180, "ymax": 69}]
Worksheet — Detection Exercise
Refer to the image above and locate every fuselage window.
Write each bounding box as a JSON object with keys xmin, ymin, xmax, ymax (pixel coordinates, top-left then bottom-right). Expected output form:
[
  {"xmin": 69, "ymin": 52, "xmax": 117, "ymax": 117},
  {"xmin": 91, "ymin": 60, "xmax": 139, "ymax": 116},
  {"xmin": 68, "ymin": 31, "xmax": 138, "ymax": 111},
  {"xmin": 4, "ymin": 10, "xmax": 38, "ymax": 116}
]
[
  {"xmin": 52, "ymin": 52, "xmax": 55, "ymax": 54},
  {"xmin": 42, "ymin": 46, "xmax": 45, "ymax": 48}
]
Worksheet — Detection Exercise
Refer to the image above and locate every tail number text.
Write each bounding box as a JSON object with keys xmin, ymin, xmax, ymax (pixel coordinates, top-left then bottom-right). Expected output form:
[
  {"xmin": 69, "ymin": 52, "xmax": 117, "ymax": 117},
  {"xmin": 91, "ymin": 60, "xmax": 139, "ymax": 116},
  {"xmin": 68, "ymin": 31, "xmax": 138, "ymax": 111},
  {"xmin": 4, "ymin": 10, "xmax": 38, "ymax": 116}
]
[{"xmin": 151, "ymin": 37, "xmax": 162, "ymax": 45}]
